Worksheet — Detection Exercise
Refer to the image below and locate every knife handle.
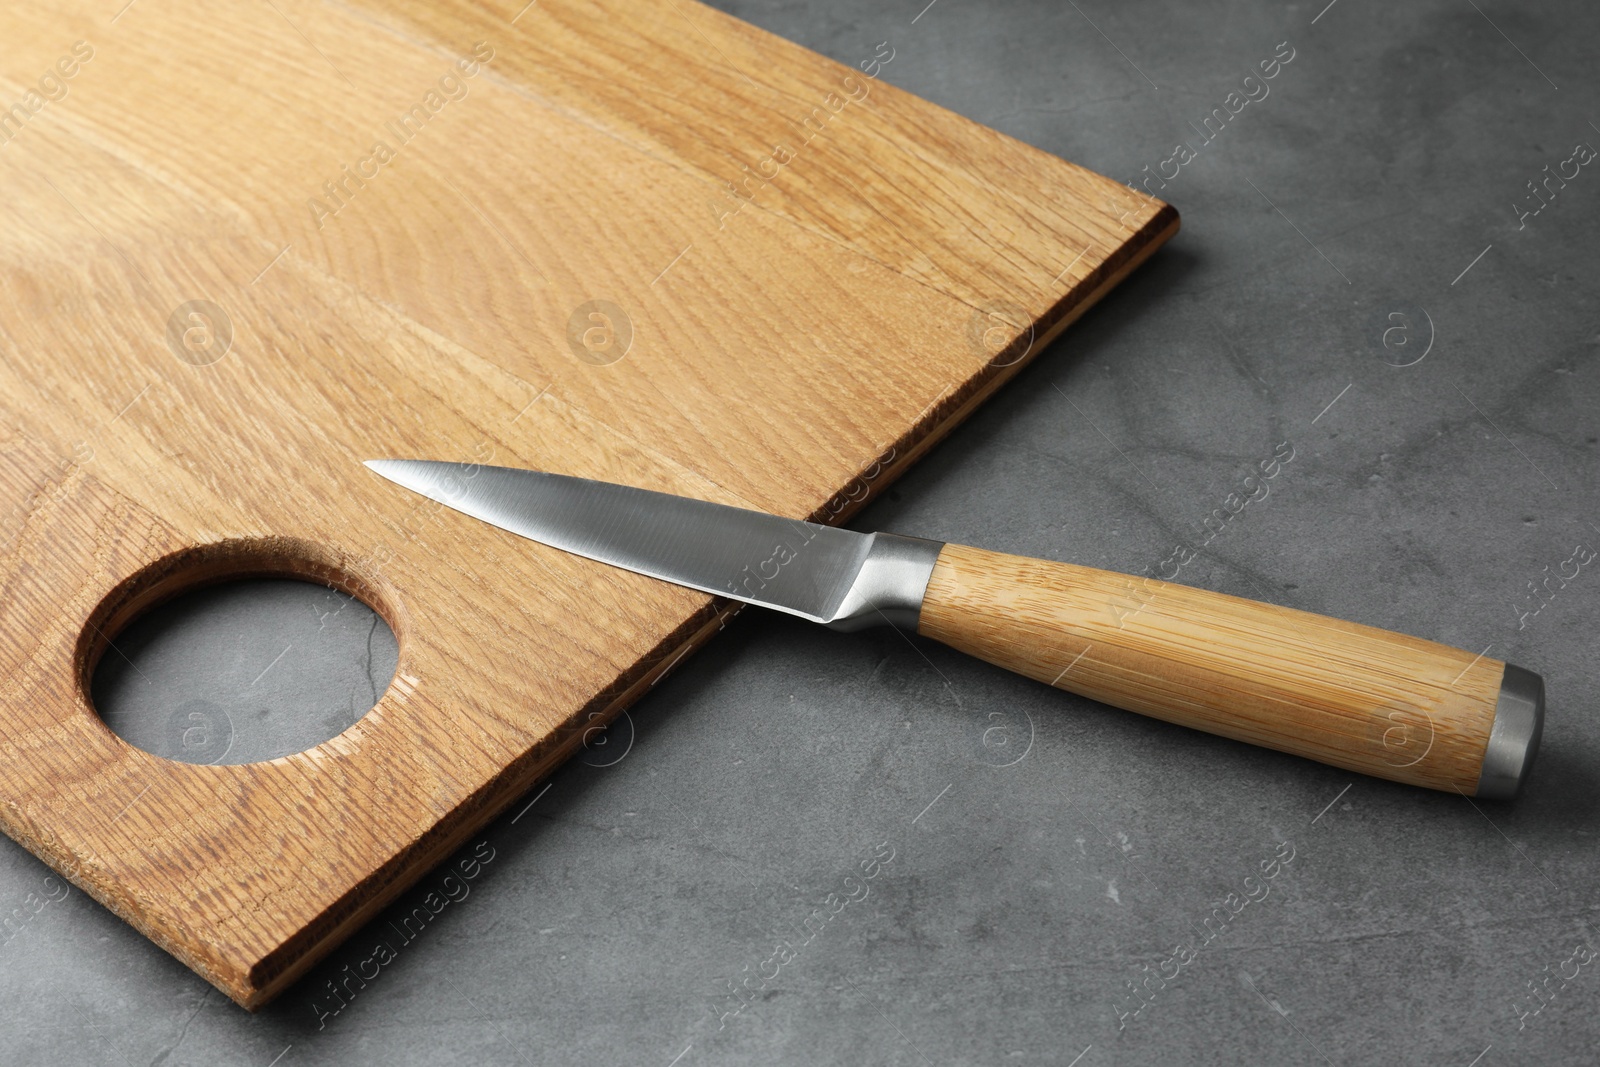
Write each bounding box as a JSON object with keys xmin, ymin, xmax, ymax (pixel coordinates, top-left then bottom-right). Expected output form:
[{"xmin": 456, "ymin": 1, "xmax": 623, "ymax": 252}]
[{"xmin": 914, "ymin": 543, "xmax": 1543, "ymax": 797}]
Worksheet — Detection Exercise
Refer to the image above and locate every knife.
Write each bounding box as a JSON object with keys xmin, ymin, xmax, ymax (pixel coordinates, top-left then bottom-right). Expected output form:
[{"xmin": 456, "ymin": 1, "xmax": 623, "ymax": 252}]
[{"xmin": 365, "ymin": 459, "xmax": 1542, "ymax": 798}]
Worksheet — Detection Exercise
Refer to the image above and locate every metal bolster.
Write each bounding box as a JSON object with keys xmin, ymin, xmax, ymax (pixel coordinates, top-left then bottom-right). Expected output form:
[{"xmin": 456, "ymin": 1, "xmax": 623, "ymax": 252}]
[
  {"xmin": 1474, "ymin": 663, "xmax": 1545, "ymax": 801},
  {"xmin": 825, "ymin": 533, "xmax": 946, "ymax": 632}
]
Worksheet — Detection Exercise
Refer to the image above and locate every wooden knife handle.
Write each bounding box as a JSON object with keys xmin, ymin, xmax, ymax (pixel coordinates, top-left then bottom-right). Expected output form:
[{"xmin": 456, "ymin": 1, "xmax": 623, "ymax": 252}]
[{"xmin": 915, "ymin": 543, "xmax": 1543, "ymax": 797}]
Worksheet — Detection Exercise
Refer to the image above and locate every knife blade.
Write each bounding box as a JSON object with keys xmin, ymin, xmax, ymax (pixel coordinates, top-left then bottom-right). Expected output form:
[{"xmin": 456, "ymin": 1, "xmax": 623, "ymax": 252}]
[{"xmin": 365, "ymin": 459, "xmax": 1543, "ymax": 799}]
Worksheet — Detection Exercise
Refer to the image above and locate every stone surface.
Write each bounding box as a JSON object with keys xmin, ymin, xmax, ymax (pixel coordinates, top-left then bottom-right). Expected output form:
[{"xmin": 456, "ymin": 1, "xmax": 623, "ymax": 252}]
[{"xmin": 3, "ymin": 0, "xmax": 1597, "ymax": 1063}]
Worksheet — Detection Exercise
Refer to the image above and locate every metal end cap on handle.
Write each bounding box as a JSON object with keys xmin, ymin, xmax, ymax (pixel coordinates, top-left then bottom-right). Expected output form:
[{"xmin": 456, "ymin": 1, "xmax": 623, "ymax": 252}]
[{"xmin": 1474, "ymin": 663, "xmax": 1545, "ymax": 800}]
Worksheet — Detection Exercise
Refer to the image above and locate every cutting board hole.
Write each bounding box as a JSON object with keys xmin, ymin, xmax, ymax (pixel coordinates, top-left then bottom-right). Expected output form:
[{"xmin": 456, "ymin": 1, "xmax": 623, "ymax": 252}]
[{"xmin": 88, "ymin": 575, "xmax": 398, "ymax": 765}]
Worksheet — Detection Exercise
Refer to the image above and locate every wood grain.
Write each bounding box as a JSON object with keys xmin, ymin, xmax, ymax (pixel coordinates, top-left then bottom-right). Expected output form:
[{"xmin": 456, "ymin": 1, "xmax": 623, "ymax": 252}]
[
  {"xmin": 0, "ymin": 0, "xmax": 1175, "ymax": 1007},
  {"xmin": 918, "ymin": 544, "xmax": 1503, "ymax": 793}
]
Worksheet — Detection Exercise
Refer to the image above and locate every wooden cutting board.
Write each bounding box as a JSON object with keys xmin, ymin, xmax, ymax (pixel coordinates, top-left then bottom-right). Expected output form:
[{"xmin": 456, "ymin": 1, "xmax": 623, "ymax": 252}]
[{"xmin": 0, "ymin": 0, "xmax": 1175, "ymax": 1007}]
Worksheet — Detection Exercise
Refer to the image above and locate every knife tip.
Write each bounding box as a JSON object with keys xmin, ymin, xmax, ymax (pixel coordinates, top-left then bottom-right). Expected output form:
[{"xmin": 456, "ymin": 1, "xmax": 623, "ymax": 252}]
[
  {"xmin": 364, "ymin": 459, "xmax": 414, "ymax": 485},
  {"xmin": 365, "ymin": 458, "xmax": 449, "ymax": 492}
]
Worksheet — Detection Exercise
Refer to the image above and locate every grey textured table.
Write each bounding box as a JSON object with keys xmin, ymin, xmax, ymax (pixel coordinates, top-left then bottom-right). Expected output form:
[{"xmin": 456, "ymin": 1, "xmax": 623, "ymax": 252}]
[{"xmin": 6, "ymin": 1, "xmax": 1599, "ymax": 1063}]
